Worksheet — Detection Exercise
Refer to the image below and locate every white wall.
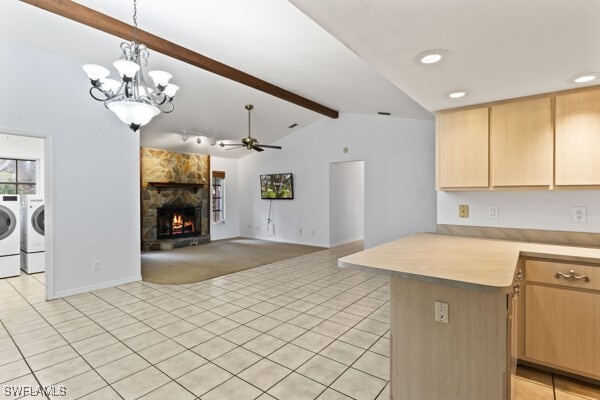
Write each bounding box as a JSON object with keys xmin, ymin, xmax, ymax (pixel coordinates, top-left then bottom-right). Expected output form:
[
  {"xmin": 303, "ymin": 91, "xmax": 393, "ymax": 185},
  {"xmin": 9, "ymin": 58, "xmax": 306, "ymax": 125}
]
[
  {"xmin": 1, "ymin": 40, "xmax": 141, "ymax": 298},
  {"xmin": 0, "ymin": 134, "xmax": 45, "ymax": 195},
  {"xmin": 210, "ymin": 157, "xmax": 240, "ymax": 240},
  {"xmin": 438, "ymin": 190, "xmax": 600, "ymax": 233},
  {"xmin": 238, "ymin": 113, "xmax": 436, "ymax": 248},
  {"xmin": 329, "ymin": 161, "xmax": 364, "ymax": 246}
]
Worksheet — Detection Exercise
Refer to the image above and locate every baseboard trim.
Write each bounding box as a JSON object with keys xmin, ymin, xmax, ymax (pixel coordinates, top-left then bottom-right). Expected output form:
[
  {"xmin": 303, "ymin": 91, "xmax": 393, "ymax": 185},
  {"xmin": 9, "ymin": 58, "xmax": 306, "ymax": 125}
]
[
  {"xmin": 53, "ymin": 275, "xmax": 142, "ymax": 299},
  {"xmin": 240, "ymin": 235, "xmax": 327, "ymax": 248},
  {"xmin": 329, "ymin": 236, "xmax": 364, "ymax": 247}
]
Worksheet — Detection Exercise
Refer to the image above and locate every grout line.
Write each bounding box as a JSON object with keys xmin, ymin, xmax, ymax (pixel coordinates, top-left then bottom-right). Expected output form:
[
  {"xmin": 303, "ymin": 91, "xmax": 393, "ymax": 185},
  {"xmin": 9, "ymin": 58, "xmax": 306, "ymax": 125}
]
[
  {"xmin": 2, "ymin": 242, "xmax": 387, "ymax": 399},
  {"xmin": 5, "ymin": 279, "xmax": 124, "ymax": 400},
  {"xmin": 0, "ymin": 319, "xmax": 50, "ymax": 400}
]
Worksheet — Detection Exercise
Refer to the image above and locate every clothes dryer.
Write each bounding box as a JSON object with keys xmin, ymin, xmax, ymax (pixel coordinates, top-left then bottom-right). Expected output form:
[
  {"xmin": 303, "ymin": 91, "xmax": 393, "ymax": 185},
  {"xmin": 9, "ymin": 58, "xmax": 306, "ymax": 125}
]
[
  {"xmin": 21, "ymin": 195, "xmax": 44, "ymax": 274},
  {"xmin": 0, "ymin": 195, "xmax": 20, "ymax": 278}
]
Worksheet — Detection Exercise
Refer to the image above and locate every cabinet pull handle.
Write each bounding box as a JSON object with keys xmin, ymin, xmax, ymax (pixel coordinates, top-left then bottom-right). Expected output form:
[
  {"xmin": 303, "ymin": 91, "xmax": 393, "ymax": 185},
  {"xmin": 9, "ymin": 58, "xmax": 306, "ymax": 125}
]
[{"xmin": 555, "ymin": 269, "xmax": 590, "ymax": 282}]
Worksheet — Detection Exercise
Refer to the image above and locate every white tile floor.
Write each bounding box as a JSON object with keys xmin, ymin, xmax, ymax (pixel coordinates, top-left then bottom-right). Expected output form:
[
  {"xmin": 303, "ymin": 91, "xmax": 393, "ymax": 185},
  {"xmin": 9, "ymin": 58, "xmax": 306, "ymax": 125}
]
[
  {"xmin": 5, "ymin": 242, "xmax": 594, "ymax": 400},
  {"xmin": 0, "ymin": 241, "xmax": 392, "ymax": 400}
]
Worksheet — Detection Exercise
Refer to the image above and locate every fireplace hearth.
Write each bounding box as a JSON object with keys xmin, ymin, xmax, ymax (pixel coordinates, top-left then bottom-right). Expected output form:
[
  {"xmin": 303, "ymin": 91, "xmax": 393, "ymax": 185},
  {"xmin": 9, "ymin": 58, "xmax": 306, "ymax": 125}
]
[{"xmin": 157, "ymin": 206, "xmax": 201, "ymax": 239}]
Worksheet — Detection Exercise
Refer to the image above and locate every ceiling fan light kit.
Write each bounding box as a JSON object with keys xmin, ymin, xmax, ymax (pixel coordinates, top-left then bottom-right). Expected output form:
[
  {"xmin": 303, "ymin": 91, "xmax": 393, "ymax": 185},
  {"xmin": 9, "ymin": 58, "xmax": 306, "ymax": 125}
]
[
  {"xmin": 219, "ymin": 104, "xmax": 282, "ymax": 152},
  {"xmin": 82, "ymin": 0, "xmax": 179, "ymax": 132}
]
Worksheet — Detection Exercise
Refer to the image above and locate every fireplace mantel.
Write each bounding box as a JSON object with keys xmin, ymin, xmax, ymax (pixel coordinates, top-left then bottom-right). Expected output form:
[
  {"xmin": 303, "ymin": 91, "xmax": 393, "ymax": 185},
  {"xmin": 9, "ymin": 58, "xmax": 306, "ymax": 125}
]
[{"xmin": 147, "ymin": 182, "xmax": 206, "ymax": 193}]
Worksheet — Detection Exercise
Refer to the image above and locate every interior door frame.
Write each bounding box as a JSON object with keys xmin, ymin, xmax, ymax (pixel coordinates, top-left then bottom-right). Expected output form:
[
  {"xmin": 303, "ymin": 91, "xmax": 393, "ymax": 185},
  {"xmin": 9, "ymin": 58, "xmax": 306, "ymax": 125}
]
[{"xmin": 0, "ymin": 128, "xmax": 54, "ymax": 300}]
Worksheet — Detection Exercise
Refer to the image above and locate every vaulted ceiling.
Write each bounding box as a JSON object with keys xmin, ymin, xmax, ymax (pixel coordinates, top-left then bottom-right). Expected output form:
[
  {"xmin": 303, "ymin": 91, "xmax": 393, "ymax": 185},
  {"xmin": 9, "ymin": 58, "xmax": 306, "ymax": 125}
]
[
  {"xmin": 2, "ymin": 0, "xmax": 432, "ymax": 158},
  {"xmin": 290, "ymin": 0, "xmax": 600, "ymax": 112},
  {"xmin": 5, "ymin": 1, "xmax": 597, "ymax": 159}
]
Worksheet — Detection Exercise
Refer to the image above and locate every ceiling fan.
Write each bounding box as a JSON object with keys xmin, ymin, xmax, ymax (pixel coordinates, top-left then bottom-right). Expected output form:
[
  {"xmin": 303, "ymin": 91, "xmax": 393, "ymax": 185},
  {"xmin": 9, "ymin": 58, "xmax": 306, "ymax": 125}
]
[{"xmin": 219, "ymin": 104, "xmax": 282, "ymax": 152}]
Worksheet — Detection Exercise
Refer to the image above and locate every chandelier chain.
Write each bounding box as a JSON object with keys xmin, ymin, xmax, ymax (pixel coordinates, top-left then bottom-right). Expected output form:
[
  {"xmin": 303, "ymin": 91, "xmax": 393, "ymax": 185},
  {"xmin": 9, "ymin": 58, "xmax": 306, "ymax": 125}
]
[{"xmin": 132, "ymin": 0, "xmax": 138, "ymax": 43}]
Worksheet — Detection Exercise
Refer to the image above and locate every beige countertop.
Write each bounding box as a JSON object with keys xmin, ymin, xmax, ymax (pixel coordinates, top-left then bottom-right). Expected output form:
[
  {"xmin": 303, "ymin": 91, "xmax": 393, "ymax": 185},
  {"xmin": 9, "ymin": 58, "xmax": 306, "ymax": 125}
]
[{"xmin": 338, "ymin": 233, "xmax": 600, "ymax": 292}]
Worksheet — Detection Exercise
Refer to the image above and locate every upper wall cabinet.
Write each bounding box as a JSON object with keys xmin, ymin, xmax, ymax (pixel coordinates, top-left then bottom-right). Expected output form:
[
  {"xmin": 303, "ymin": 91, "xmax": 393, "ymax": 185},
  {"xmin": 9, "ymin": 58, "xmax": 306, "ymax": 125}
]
[
  {"xmin": 490, "ymin": 97, "xmax": 553, "ymax": 187},
  {"xmin": 437, "ymin": 107, "xmax": 489, "ymax": 189},
  {"xmin": 555, "ymin": 89, "xmax": 600, "ymax": 186}
]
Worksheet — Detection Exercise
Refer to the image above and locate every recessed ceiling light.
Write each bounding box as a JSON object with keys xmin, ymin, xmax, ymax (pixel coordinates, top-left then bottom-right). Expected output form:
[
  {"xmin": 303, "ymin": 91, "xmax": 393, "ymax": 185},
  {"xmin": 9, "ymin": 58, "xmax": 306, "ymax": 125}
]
[
  {"xmin": 569, "ymin": 73, "xmax": 599, "ymax": 84},
  {"xmin": 446, "ymin": 89, "xmax": 470, "ymax": 99},
  {"xmin": 414, "ymin": 49, "xmax": 451, "ymax": 65}
]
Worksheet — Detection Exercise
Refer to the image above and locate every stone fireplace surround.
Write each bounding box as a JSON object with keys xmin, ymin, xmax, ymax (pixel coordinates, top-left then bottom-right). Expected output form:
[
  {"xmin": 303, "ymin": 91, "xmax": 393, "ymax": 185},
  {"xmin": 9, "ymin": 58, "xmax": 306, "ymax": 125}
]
[{"xmin": 140, "ymin": 148, "xmax": 210, "ymax": 251}]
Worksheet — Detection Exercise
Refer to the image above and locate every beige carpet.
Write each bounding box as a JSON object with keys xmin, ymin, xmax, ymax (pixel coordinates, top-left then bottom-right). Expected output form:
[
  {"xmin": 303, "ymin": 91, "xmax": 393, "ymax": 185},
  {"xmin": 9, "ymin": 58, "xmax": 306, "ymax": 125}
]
[{"xmin": 141, "ymin": 237, "xmax": 325, "ymax": 284}]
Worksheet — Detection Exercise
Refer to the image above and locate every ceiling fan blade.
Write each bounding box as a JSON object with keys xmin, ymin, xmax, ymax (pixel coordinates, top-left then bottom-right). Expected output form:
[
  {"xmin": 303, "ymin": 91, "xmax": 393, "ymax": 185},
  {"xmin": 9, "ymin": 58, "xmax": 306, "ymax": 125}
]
[
  {"xmin": 225, "ymin": 145, "xmax": 244, "ymax": 151},
  {"xmin": 252, "ymin": 145, "xmax": 265, "ymax": 152},
  {"xmin": 256, "ymin": 144, "xmax": 282, "ymax": 149},
  {"xmin": 220, "ymin": 143, "xmax": 244, "ymax": 146}
]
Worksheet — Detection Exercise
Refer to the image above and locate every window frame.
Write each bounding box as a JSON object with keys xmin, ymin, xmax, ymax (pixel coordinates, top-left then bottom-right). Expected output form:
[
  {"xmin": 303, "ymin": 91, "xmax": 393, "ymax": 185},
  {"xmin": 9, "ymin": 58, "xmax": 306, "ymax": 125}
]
[
  {"xmin": 0, "ymin": 158, "xmax": 37, "ymax": 195},
  {"xmin": 212, "ymin": 171, "xmax": 226, "ymax": 225}
]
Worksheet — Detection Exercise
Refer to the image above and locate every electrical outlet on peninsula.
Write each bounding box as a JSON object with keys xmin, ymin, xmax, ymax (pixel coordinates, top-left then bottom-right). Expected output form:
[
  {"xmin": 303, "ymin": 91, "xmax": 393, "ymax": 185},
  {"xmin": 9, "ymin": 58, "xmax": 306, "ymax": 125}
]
[{"xmin": 435, "ymin": 301, "xmax": 449, "ymax": 323}]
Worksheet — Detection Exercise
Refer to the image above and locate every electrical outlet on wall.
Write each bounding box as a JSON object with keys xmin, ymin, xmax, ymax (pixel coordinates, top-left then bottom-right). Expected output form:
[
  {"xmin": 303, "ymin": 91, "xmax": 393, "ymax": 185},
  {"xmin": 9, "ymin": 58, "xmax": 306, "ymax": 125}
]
[
  {"xmin": 572, "ymin": 206, "xmax": 587, "ymax": 223},
  {"xmin": 459, "ymin": 204, "xmax": 469, "ymax": 218}
]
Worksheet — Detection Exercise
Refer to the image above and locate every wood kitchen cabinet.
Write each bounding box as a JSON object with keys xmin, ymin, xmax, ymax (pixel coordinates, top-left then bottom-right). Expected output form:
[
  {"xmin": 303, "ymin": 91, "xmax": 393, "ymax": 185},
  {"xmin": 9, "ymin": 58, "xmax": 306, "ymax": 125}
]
[
  {"xmin": 490, "ymin": 97, "xmax": 553, "ymax": 187},
  {"xmin": 437, "ymin": 107, "xmax": 489, "ymax": 189},
  {"xmin": 437, "ymin": 86, "xmax": 600, "ymax": 191},
  {"xmin": 522, "ymin": 260, "xmax": 600, "ymax": 381},
  {"xmin": 555, "ymin": 88, "xmax": 600, "ymax": 186}
]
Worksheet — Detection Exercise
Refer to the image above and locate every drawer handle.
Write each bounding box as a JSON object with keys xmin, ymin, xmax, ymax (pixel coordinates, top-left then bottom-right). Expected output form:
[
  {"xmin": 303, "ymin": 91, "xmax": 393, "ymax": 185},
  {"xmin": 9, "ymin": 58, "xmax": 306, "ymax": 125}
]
[{"xmin": 555, "ymin": 269, "xmax": 590, "ymax": 282}]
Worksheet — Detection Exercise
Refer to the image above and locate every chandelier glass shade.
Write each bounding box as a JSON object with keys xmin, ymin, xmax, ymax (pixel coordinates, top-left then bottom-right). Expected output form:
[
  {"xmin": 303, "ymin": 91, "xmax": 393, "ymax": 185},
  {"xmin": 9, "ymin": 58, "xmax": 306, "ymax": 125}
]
[{"xmin": 82, "ymin": 1, "xmax": 178, "ymax": 132}]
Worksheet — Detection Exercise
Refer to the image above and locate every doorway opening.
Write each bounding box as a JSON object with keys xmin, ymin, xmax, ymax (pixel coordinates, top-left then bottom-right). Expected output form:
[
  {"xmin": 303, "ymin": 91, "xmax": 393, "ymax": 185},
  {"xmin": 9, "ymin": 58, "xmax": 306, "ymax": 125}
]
[
  {"xmin": 0, "ymin": 131, "xmax": 52, "ymax": 300},
  {"xmin": 329, "ymin": 160, "xmax": 365, "ymax": 247}
]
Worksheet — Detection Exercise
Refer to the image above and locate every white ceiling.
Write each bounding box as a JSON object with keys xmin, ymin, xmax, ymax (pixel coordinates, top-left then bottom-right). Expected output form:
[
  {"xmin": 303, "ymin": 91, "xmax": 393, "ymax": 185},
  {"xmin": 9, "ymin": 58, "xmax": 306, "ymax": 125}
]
[
  {"xmin": 1, "ymin": 0, "xmax": 432, "ymax": 158},
  {"xmin": 289, "ymin": 0, "xmax": 600, "ymax": 112},
  {"xmin": 9, "ymin": 1, "xmax": 591, "ymax": 158}
]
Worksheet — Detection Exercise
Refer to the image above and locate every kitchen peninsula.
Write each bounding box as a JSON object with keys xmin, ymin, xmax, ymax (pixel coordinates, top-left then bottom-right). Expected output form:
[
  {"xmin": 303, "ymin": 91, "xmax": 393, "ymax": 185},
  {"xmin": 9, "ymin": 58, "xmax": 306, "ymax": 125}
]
[{"xmin": 338, "ymin": 233, "xmax": 600, "ymax": 400}]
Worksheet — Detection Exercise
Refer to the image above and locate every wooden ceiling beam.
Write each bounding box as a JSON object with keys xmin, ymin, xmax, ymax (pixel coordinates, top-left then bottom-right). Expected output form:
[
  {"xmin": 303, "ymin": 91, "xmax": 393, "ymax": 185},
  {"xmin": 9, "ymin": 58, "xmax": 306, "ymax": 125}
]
[{"xmin": 20, "ymin": 0, "xmax": 339, "ymax": 119}]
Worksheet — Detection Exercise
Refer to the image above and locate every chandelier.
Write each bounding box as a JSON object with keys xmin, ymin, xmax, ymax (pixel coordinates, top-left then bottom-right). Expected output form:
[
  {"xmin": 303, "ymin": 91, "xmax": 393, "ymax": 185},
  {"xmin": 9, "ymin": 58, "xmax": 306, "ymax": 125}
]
[{"xmin": 82, "ymin": 0, "xmax": 179, "ymax": 132}]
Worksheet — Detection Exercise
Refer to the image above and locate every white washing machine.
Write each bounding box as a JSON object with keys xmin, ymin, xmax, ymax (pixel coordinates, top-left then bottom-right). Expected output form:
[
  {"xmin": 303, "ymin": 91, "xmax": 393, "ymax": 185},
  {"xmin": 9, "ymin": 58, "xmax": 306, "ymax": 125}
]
[
  {"xmin": 21, "ymin": 195, "xmax": 45, "ymax": 274},
  {"xmin": 0, "ymin": 195, "xmax": 21, "ymax": 278}
]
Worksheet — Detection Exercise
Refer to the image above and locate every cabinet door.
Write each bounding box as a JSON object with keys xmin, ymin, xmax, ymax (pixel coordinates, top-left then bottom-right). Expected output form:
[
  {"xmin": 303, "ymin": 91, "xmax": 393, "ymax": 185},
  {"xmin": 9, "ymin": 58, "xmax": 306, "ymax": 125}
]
[
  {"xmin": 490, "ymin": 98, "xmax": 553, "ymax": 187},
  {"xmin": 525, "ymin": 284, "xmax": 600, "ymax": 379},
  {"xmin": 555, "ymin": 89, "xmax": 600, "ymax": 185},
  {"xmin": 437, "ymin": 107, "xmax": 489, "ymax": 188}
]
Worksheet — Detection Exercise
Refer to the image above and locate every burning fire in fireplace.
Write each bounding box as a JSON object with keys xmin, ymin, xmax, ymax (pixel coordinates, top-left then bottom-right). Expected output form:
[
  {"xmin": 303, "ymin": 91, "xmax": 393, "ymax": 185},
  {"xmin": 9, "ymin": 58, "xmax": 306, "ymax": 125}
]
[
  {"xmin": 157, "ymin": 206, "xmax": 201, "ymax": 239},
  {"xmin": 172, "ymin": 213, "xmax": 195, "ymax": 235}
]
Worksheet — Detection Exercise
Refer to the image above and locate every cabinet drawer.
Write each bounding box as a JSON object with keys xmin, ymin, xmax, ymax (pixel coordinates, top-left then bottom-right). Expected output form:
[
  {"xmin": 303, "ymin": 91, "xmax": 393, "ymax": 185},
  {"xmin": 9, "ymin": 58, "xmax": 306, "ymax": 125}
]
[{"xmin": 526, "ymin": 260, "xmax": 600, "ymax": 291}]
